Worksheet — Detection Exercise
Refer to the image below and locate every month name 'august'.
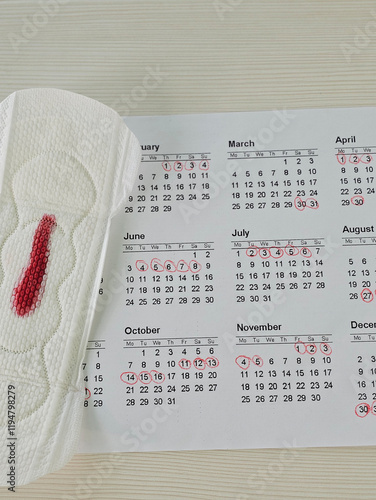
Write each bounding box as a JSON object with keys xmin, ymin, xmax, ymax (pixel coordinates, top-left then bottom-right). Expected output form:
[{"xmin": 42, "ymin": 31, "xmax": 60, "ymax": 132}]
[{"xmin": 343, "ymin": 225, "xmax": 374, "ymax": 235}]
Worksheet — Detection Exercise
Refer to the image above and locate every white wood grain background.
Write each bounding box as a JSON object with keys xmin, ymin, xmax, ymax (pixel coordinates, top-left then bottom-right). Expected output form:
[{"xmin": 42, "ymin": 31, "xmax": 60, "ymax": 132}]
[{"xmin": 1, "ymin": 1, "xmax": 376, "ymax": 498}]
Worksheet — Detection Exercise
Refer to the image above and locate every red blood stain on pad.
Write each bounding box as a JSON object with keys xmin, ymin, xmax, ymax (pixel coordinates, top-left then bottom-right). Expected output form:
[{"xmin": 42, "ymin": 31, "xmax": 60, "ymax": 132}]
[{"xmin": 12, "ymin": 214, "xmax": 56, "ymax": 317}]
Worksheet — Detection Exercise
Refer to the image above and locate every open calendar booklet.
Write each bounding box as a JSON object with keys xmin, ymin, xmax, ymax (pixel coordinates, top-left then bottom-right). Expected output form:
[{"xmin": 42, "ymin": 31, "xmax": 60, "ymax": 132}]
[{"xmin": 79, "ymin": 107, "xmax": 376, "ymax": 453}]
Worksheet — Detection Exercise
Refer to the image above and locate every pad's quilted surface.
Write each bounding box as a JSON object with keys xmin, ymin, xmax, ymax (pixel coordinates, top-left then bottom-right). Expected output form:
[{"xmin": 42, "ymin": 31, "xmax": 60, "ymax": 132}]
[{"xmin": 0, "ymin": 89, "xmax": 140, "ymax": 486}]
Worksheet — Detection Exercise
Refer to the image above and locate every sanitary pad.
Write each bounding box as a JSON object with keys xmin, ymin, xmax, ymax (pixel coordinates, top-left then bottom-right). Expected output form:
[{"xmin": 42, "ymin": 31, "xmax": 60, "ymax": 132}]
[{"xmin": 0, "ymin": 89, "xmax": 140, "ymax": 486}]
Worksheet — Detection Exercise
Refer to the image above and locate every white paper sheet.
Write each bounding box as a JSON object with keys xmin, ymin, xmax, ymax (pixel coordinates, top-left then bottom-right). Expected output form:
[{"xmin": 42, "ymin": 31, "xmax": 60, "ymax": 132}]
[{"xmin": 79, "ymin": 107, "xmax": 376, "ymax": 453}]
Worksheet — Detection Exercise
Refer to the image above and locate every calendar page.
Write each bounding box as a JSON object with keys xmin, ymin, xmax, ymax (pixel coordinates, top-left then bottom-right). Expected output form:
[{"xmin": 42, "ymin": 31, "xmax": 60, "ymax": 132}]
[{"xmin": 79, "ymin": 107, "xmax": 376, "ymax": 453}]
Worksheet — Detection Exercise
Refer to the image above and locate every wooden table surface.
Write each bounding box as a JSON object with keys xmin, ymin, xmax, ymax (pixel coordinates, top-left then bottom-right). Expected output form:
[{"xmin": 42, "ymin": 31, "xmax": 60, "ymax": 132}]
[{"xmin": 1, "ymin": 1, "xmax": 376, "ymax": 498}]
